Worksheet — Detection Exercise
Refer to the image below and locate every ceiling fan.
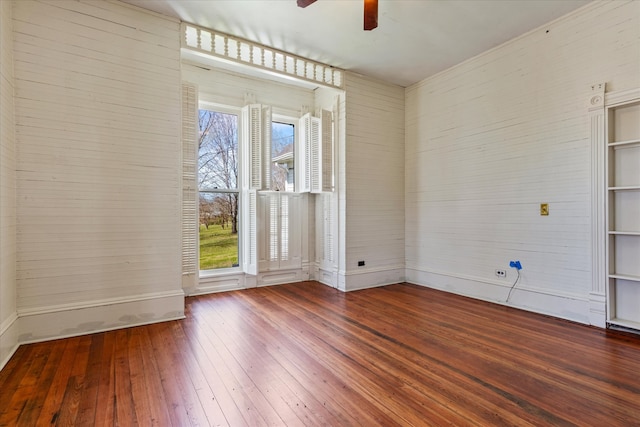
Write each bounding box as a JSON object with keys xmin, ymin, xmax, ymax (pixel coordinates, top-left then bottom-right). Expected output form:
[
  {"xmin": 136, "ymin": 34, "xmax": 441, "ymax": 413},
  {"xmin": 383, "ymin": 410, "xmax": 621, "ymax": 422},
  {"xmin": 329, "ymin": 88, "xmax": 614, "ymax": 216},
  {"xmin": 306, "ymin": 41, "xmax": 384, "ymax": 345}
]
[{"xmin": 297, "ymin": 0, "xmax": 378, "ymax": 31}]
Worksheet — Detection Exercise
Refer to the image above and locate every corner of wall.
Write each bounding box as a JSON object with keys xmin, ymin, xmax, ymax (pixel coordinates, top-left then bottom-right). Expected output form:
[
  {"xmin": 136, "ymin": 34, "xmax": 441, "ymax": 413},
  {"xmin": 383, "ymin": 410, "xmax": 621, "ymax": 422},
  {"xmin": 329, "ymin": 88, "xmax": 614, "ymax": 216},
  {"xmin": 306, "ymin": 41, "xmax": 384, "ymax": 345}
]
[
  {"xmin": 0, "ymin": 314, "xmax": 19, "ymax": 371},
  {"xmin": 0, "ymin": 0, "xmax": 18, "ymax": 372}
]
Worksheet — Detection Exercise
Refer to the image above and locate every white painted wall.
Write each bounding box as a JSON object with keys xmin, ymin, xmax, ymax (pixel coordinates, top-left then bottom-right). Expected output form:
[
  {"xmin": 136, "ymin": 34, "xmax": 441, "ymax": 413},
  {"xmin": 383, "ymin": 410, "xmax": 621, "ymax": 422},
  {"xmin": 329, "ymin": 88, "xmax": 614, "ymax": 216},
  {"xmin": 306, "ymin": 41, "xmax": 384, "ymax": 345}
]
[
  {"xmin": 12, "ymin": 0, "xmax": 184, "ymax": 342},
  {"xmin": 405, "ymin": 0, "xmax": 640, "ymax": 324},
  {"xmin": 342, "ymin": 73, "xmax": 405, "ymax": 291},
  {"xmin": 0, "ymin": 0, "xmax": 18, "ymax": 370}
]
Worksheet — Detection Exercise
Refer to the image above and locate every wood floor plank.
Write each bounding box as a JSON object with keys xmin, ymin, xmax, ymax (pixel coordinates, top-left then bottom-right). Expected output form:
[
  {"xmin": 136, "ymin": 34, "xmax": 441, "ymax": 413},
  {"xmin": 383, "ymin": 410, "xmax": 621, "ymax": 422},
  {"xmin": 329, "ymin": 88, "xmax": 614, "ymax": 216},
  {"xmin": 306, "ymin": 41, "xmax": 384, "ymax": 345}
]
[
  {"xmin": 249, "ymin": 287, "xmax": 463, "ymax": 425},
  {"xmin": 9, "ymin": 340, "xmax": 67, "ymax": 426},
  {"xmin": 189, "ymin": 296, "xmax": 290, "ymax": 426},
  {"xmin": 128, "ymin": 326, "xmax": 173, "ymax": 426},
  {"xmin": 166, "ymin": 319, "xmax": 230, "ymax": 426},
  {"xmin": 232, "ymin": 289, "xmax": 405, "ymax": 426},
  {"xmin": 180, "ymin": 307, "xmax": 266, "ymax": 426},
  {"xmin": 204, "ymin": 291, "xmax": 352, "ymax": 427},
  {"xmin": 92, "ymin": 332, "xmax": 117, "ymax": 427},
  {"xmin": 271, "ymin": 284, "xmax": 540, "ymax": 426},
  {"xmin": 196, "ymin": 298, "xmax": 315, "ymax": 426},
  {"xmin": 271, "ymin": 284, "xmax": 540, "ymax": 425},
  {"xmin": 205, "ymin": 294, "xmax": 371, "ymax": 426},
  {"xmin": 2, "ymin": 281, "xmax": 640, "ymax": 426},
  {"xmin": 148, "ymin": 322, "xmax": 216, "ymax": 427},
  {"xmin": 112, "ymin": 329, "xmax": 139, "ymax": 426},
  {"xmin": 74, "ymin": 333, "xmax": 106, "ymax": 426}
]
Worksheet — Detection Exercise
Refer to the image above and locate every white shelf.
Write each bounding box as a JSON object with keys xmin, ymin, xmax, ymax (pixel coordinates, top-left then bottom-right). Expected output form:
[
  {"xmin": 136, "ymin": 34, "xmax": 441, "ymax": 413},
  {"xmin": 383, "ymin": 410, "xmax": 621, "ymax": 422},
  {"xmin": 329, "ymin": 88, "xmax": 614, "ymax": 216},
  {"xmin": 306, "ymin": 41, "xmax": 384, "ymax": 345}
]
[
  {"xmin": 608, "ymin": 318, "xmax": 640, "ymax": 331},
  {"xmin": 608, "ymin": 186, "xmax": 640, "ymax": 191},
  {"xmin": 605, "ymin": 94, "xmax": 640, "ymax": 332},
  {"xmin": 608, "ymin": 138, "xmax": 640, "ymax": 148},
  {"xmin": 609, "ymin": 273, "xmax": 640, "ymax": 283}
]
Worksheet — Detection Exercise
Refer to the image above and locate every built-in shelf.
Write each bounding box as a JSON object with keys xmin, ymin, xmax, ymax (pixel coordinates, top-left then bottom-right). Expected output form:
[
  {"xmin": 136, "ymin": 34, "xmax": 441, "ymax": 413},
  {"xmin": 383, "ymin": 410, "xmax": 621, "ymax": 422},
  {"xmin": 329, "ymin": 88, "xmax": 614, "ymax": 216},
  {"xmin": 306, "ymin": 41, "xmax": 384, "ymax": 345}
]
[
  {"xmin": 608, "ymin": 186, "xmax": 640, "ymax": 191},
  {"xmin": 609, "ymin": 273, "xmax": 640, "ymax": 282},
  {"xmin": 608, "ymin": 318, "xmax": 640, "ymax": 332},
  {"xmin": 608, "ymin": 138, "xmax": 640, "ymax": 148},
  {"xmin": 605, "ymin": 93, "xmax": 640, "ymax": 332}
]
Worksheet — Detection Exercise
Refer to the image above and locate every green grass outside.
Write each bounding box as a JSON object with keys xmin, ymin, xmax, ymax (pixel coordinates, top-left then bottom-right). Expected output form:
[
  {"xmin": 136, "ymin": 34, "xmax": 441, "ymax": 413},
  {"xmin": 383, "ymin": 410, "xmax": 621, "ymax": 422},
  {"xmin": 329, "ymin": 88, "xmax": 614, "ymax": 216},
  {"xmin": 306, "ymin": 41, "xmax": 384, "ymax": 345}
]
[{"xmin": 199, "ymin": 223, "xmax": 239, "ymax": 270}]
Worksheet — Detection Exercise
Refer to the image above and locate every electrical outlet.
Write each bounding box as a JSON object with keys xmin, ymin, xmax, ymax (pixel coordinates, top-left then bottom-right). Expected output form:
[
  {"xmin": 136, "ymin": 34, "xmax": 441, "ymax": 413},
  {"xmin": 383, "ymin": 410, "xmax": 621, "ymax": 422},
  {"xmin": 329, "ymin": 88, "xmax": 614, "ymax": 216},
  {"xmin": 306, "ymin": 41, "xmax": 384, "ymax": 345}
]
[
  {"xmin": 358, "ymin": 260, "xmax": 365, "ymax": 267},
  {"xmin": 495, "ymin": 269, "xmax": 506, "ymax": 277}
]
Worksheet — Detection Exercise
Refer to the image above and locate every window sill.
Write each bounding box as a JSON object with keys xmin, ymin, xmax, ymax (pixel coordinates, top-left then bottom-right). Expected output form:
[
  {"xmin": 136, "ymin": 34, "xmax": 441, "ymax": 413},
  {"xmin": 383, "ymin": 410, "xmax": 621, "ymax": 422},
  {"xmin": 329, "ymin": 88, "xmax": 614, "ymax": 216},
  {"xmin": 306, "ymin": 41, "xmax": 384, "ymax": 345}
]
[{"xmin": 199, "ymin": 268, "xmax": 242, "ymax": 279}]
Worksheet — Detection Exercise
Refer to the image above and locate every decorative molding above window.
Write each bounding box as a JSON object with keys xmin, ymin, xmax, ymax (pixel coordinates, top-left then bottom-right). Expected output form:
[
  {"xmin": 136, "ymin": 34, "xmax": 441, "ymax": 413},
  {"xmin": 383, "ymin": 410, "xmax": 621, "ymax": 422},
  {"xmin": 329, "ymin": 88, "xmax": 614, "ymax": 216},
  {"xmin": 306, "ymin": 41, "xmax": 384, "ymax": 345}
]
[{"xmin": 181, "ymin": 22, "xmax": 345, "ymax": 90}]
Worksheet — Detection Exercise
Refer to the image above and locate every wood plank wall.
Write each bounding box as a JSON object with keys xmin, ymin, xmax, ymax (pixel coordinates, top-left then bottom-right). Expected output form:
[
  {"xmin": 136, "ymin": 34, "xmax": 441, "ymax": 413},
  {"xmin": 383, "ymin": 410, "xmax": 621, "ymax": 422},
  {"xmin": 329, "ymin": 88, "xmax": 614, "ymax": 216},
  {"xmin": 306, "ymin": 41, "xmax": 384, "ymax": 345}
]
[
  {"xmin": 343, "ymin": 73, "xmax": 405, "ymax": 290},
  {"xmin": 0, "ymin": 0, "xmax": 18, "ymax": 369},
  {"xmin": 12, "ymin": 0, "xmax": 183, "ymax": 339},
  {"xmin": 405, "ymin": 0, "xmax": 640, "ymax": 323}
]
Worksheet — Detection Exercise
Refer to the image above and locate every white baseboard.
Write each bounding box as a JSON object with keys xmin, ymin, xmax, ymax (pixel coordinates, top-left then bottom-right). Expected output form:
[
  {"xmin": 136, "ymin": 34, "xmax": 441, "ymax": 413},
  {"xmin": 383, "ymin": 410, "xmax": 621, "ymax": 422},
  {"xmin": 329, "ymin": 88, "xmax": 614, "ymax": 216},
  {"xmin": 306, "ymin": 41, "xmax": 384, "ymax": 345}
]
[
  {"xmin": 259, "ymin": 268, "xmax": 309, "ymax": 287},
  {"xmin": 190, "ymin": 272, "xmax": 247, "ymax": 296},
  {"xmin": 341, "ymin": 266, "xmax": 405, "ymax": 292},
  {"xmin": 406, "ymin": 267, "xmax": 591, "ymax": 325},
  {"xmin": 190, "ymin": 268, "xmax": 312, "ymax": 296},
  {"xmin": 17, "ymin": 290, "xmax": 185, "ymax": 344},
  {"xmin": 315, "ymin": 265, "xmax": 339, "ymax": 288},
  {"xmin": 0, "ymin": 312, "xmax": 19, "ymax": 371},
  {"xmin": 588, "ymin": 291, "xmax": 606, "ymax": 328}
]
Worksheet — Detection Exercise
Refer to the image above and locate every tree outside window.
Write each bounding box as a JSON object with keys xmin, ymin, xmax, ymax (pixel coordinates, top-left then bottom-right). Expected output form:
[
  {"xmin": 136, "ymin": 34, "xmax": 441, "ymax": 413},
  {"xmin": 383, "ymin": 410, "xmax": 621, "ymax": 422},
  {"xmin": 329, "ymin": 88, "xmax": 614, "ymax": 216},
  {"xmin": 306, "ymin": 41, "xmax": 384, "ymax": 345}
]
[{"xmin": 198, "ymin": 110, "xmax": 239, "ymax": 270}]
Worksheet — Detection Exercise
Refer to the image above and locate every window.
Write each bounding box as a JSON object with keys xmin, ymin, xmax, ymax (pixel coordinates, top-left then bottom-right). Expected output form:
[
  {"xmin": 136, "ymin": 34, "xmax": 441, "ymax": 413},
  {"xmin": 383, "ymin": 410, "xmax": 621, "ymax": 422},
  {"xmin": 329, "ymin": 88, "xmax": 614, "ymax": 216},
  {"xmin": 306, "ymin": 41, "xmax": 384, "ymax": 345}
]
[
  {"xmin": 271, "ymin": 121, "xmax": 295, "ymax": 191},
  {"xmin": 182, "ymin": 89, "xmax": 335, "ymax": 282},
  {"xmin": 198, "ymin": 109, "xmax": 239, "ymax": 271}
]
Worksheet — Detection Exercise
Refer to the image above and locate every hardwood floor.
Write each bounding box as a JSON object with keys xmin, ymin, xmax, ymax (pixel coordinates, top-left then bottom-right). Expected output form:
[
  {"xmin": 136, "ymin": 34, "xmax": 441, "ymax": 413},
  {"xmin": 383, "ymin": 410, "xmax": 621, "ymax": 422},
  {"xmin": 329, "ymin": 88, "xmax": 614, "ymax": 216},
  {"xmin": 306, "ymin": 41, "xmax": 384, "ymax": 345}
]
[{"xmin": 1, "ymin": 281, "xmax": 640, "ymax": 426}]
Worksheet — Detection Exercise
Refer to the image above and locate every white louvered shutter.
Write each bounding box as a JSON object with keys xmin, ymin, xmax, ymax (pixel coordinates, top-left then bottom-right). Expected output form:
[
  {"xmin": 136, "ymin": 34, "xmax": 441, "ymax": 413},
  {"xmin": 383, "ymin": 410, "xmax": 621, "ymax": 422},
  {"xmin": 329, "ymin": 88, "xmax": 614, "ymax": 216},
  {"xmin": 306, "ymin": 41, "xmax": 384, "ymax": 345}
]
[
  {"xmin": 243, "ymin": 189, "xmax": 258, "ymax": 276},
  {"xmin": 258, "ymin": 192, "xmax": 301, "ymax": 271},
  {"xmin": 261, "ymin": 106, "xmax": 272, "ymax": 190},
  {"xmin": 181, "ymin": 83, "xmax": 198, "ymax": 289},
  {"xmin": 320, "ymin": 109, "xmax": 334, "ymax": 192},
  {"xmin": 269, "ymin": 194, "xmax": 279, "ymax": 262},
  {"xmin": 280, "ymin": 194, "xmax": 289, "ymax": 262},
  {"xmin": 297, "ymin": 113, "xmax": 312, "ymax": 192},
  {"xmin": 241, "ymin": 104, "xmax": 271, "ymax": 276},
  {"xmin": 309, "ymin": 116, "xmax": 321, "ymax": 192},
  {"xmin": 257, "ymin": 191, "xmax": 269, "ymax": 271},
  {"xmin": 243, "ymin": 104, "xmax": 262, "ymax": 189},
  {"xmin": 323, "ymin": 193, "xmax": 335, "ymax": 264},
  {"xmin": 241, "ymin": 104, "xmax": 271, "ymax": 190},
  {"xmin": 311, "ymin": 110, "xmax": 333, "ymax": 193},
  {"xmin": 280, "ymin": 193, "xmax": 302, "ymax": 269}
]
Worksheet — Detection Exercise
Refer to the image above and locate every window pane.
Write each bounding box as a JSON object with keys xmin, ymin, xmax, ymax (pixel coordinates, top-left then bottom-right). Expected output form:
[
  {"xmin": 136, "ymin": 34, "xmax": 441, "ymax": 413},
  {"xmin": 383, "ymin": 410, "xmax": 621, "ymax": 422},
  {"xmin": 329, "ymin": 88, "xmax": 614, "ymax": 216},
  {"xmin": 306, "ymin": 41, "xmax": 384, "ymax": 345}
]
[
  {"xmin": 271, "ymin": 122, "xmax": 295, "ymax": 191},
  {"xmin": 198, "ymin": 110, "xmax": 238, "ymax": 190},
  {"xmin": 199, "ymin": 192, "xmax": 239, "ymax": 270}
]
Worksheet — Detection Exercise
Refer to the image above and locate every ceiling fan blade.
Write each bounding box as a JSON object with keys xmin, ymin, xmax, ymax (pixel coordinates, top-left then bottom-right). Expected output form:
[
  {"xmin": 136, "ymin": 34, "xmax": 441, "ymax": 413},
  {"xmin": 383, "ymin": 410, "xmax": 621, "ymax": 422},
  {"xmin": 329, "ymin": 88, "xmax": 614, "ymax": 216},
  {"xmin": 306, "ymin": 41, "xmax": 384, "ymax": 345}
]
[
  {"xmin": 297, "ymin": 0, "xmax": 317, "ymax": 7},
  {"xmin": 364, "ymin": 0, "xmax": 378, "ymax": 31}
]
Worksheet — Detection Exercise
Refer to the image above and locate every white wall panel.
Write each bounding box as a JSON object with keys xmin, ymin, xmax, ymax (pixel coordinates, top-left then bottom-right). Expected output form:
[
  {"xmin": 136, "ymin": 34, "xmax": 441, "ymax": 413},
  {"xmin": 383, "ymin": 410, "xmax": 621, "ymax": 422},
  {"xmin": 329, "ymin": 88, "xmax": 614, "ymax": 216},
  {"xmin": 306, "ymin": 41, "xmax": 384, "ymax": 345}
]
[
  {"xmin": 343, "ymin": 73, "xmax": 405, "ymax": 290},
  {"xmin": 405, "ymin": 0, "xmax": 640, "ymax": 323},
  {"xmin": 0, "ymin": 0, "xmax": 18, "ymax": 370},
  {"xmin": 12, "ymin": 0, "xmax": 183, "ymax": 339}
]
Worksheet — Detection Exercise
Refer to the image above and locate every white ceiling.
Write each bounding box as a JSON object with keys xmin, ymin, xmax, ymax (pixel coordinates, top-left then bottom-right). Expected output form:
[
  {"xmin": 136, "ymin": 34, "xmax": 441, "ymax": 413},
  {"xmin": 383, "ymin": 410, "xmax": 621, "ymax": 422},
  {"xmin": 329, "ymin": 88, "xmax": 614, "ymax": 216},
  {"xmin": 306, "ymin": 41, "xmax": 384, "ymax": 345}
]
[{"xmin": 121, "ymin": 0, "xmax": 592, "ymax": 87}]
